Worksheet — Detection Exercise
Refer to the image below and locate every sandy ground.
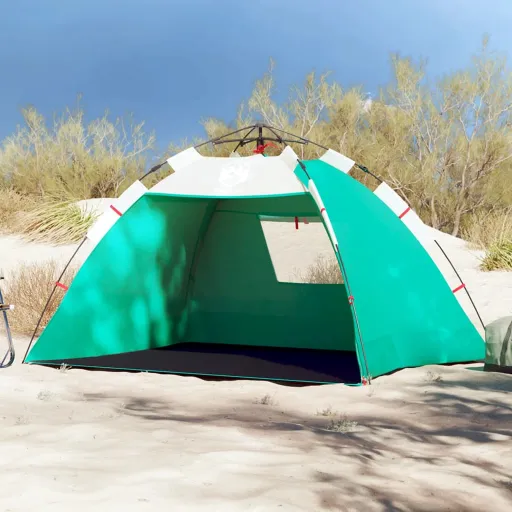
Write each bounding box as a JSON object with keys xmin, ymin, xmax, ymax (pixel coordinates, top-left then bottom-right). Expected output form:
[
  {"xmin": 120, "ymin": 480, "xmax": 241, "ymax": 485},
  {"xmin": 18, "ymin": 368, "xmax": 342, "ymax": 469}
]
[
  {"xmin": 0, "ymin": 339, "xmax": 511, "ymax": 511},
  {"xmin": 1, "ymin": 215, "xmax": 512, "ymax": 510}
]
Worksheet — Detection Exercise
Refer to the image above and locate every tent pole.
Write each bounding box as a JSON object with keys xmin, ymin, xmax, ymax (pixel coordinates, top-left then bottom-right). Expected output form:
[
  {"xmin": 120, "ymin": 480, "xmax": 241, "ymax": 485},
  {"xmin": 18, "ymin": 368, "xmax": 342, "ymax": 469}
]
[
  {"xmin": 232, "ymin": 126, "xmax": 257, "ymax": 153},
  {"xmin": 22, "ymin": 237, "xmax": 87, "ymax": 364},
  {"xmin": 299, "ymin": 161, "xmax": 372, "ymax": 384},
  {"xmin": 335, "ymin": 245, "xmax": 372, "ymax": 384},
  {"xmin": 434, "ymin": 240, "xmax": 486, "ymax": 331}
]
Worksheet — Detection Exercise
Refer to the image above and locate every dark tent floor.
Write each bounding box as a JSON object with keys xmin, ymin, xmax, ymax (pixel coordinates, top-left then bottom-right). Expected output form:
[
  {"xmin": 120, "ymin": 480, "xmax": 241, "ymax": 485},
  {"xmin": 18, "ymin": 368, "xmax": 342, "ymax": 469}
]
[{"xmin": 32, "ymin": 343, "xmax": 362, "ymax": 384}]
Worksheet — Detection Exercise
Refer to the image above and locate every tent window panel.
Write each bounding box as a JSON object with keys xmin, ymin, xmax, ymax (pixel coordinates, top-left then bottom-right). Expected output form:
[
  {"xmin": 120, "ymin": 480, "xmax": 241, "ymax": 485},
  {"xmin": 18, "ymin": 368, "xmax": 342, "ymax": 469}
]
[{"xmin": 259, "ymin": 216, "xmax": 343, "ymax": 284}]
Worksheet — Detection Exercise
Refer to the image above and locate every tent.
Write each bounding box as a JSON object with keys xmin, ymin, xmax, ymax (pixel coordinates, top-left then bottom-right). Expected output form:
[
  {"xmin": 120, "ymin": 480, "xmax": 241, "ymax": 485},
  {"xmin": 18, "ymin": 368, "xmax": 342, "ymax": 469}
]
[
  {"xmin": 23, "ymin": 125, "xmax": 485, "ymax": 384},
  {"xmin": 484, "ymin": 316, "xmax": 512, "ymax": 374}
]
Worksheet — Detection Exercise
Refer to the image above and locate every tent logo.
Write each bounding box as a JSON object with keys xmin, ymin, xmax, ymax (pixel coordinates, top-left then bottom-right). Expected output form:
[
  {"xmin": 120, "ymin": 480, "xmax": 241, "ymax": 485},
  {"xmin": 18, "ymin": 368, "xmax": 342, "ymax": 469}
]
[{"xmin": 217, "ymin": 161, "xmax": 250, "ymax": 190}]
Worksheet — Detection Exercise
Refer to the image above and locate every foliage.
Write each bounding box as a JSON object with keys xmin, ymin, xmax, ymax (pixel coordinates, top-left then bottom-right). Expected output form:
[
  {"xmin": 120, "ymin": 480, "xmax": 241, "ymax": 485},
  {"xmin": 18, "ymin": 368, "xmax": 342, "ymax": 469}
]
[
  {"xmin": 186, "ymin": 39, "xmax": 511, "ymax": 270},
  {"xmin": 463, "ymin": 208, "xmax": 512, "ymax": 249},
  {"xmin": 14, "ymin": 199, "xmax": 98, "ymax": 244},
  {"xmin": 295, "ymin": 254, "xmax": 344, "ymax": 284},
  {"xmin": 481, "ymin": 241, "xmax": 512, "ymax": 271},
  {"xmin": 0, "ymin": 37, "xmax": 511, "ymax": 268},
  {"xmin": 3, "ymin": 260, "xmax": 78, "ymax": 335},
  {"xmin": 0, "ymin": 188, "xmax": 36, "ymax": 233},
  {"xmin": 0, "ymin": 100, "xmax": 155, "ymax": 200}
]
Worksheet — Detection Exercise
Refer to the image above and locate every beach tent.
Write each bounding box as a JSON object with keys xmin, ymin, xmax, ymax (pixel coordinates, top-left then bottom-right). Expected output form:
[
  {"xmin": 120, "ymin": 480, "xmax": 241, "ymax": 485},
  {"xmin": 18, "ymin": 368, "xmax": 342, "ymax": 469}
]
[
  {"xmin": 23, "ymin": 125, "xmax": 485, "ymax": 384},
  {"xmin": 484, "ymin": 316, "xmax": 512, "ymax": 374}
]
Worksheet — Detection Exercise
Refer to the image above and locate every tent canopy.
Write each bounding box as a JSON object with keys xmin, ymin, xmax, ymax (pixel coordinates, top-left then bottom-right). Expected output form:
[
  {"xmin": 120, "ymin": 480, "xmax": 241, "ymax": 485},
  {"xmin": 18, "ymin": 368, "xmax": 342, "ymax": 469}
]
[{"xmin": 24, "ymin": 130, "xmax": 485, "ymax": 384}]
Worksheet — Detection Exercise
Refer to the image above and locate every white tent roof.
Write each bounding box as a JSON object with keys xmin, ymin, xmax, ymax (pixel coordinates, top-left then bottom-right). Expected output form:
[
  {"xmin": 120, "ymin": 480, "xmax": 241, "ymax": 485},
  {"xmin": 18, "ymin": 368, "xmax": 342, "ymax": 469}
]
[{"xmin": 149, "ymin": 145, "xmax": 355, "ymax": 197}]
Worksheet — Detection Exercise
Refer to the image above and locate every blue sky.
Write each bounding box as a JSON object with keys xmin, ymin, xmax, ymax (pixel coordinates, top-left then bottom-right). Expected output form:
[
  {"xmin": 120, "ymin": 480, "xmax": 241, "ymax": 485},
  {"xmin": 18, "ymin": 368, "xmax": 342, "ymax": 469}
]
[{"xmin": 1, "ymin": 0, "xmax": 512, "ymax": 156}]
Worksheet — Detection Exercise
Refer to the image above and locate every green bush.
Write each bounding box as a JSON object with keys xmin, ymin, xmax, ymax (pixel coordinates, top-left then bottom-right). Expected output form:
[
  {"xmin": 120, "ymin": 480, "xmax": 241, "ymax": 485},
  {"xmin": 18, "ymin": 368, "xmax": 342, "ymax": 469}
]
[
  {"xmin": 481, "ymin": 241, "xmax": 512, "ymax": 271},
  {"xmin": 0, "ymin": 103, "xmax": 155, "ymax": 200}
]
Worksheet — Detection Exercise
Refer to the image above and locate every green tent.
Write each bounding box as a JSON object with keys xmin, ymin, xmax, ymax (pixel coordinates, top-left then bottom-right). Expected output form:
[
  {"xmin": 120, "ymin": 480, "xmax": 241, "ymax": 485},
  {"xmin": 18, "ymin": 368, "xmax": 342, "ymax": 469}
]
[{"xmin": 23, "ymin": 125, "xmax": 485, "ymax": 384}]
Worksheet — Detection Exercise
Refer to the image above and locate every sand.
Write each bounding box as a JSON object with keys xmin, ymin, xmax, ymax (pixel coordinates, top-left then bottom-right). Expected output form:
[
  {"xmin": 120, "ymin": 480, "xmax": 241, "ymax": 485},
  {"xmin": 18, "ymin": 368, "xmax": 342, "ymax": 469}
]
[
  {"xmin": 1, "ymin": 342, "xmax": 511, "ymax": 511},
  {"xmin": 1, "ymin": 221, "xmax": 512, "ymax": 511}
]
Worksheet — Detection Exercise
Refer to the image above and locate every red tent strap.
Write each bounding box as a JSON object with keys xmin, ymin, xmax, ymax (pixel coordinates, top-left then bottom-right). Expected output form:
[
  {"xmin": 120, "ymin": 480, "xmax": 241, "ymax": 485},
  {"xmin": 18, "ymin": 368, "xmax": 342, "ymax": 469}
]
[
  {"xmin": 452, "ymin": 283, "xmax": 466, "ymax": 294},
  {"xmin": 253, "ymin": 142, "xmax": 277, "ymax": 154},
  {"xmin": 110, "ymin": 204, "xmax": 122, "ymax": 217},
  {"xmin": 56, "ymin": 282, "xmax": 69, "ymax": 291},
  {"xmin": 399, "ymin": 206, "xmax": 411, "ymax": 219}
]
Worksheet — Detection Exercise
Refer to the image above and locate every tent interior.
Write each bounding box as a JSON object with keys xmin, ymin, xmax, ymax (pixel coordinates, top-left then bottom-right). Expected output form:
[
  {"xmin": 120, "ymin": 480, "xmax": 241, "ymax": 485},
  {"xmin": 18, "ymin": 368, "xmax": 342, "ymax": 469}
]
[{"xmin": 30, "ymin": 191, "xmax": 362, "ymax": 384}]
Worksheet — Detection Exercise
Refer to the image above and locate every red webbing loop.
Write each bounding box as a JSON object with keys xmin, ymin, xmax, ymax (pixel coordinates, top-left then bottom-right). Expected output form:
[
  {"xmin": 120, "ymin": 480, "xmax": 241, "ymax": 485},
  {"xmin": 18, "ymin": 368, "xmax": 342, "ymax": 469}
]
[
  {"xmin": 399, "ymin": 206, "xmax": 411, "ymax": 219},
  {"xmin": 452, "ymin": 283, "xmax": 466, "ymax": 294},
  {"xmin": 110, "ymin": 205, "xmax": 122, "ymax": 217}
]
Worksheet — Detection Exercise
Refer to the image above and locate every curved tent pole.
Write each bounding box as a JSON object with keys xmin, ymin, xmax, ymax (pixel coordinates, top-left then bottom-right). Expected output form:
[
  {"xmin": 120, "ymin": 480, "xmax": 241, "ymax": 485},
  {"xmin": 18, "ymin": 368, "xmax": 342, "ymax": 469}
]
[
  {"xmin": 0, "ymin": 274, "xmax": 15, "ymax": 369},
  {"xmin": 195, "ymin": 123, "xmax": 329, "ymax": 152},
  {"xmin": 139, "ymin": 123, "xmax": 384, "ymax": 183},
  {"xmin": 22, "ymin": 237, "xmax": 87, "ymax": 364},
  {"xmin": 298, "ymin": 158, "xmax": 372, "ymax": 384},
  {"xmin": 434, "ymin": 240, "xmax": 486, "ymax": 331},
  {"xmin": 232, "ymin": 126, "xmax": 258, "ymax": 154}
]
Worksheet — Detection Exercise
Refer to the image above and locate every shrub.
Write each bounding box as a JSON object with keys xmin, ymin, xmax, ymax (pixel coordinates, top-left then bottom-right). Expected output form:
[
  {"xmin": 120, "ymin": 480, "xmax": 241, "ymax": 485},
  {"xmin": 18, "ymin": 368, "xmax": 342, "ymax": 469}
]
[
  {"xmin": 3, "ymin": 260, "xmax": 78, "ymax": 335},
  {"xmin": 0, "ymin": 103, "xmax": 155, "ymax": 200},
  {"xmin": 14, "ymin": 199, "xmax": 97, "ymax": 245},
  {"xmin": 0, "ymin": 188, "xmax": 37, "ymax": 233},
  {"xmin": 481, "ymin": 241, "xmax": 512, "ymax": 271},
  {"xmin": 296, "ymin": 254, "xmax": 343, "ymax": 284},
  {"xmin": 464, "ymin": 209, "xmax": 512, "ymax": 249}
]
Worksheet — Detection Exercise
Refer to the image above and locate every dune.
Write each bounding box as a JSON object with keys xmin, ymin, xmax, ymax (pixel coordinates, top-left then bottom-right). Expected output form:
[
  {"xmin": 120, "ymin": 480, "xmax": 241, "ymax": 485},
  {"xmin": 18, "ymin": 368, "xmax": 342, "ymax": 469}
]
[{"xmin": 0, "ymin": 219, "xmax": 511, "ymax": 511}]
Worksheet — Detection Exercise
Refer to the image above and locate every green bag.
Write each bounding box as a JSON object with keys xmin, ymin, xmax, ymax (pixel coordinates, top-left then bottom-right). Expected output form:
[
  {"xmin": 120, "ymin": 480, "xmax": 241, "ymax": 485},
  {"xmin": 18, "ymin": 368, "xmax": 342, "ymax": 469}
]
[{"xmin": 484, "ymin": 316, "xmax": 512, "ymax": 374}]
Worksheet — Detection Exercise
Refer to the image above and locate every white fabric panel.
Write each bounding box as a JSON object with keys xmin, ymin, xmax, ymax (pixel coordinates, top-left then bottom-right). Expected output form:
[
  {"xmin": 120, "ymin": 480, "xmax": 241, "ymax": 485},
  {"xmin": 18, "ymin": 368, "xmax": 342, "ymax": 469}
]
[
  {"xmin": 320, "ymin": 149, "xmax": 355, "ymax": 174},
  {"xmin": 150, "ymin": 153, "xmax": 306, "ymax": 196},
  {"xmin": 308, "ymin": 179, "xmax": 339, "ymax": 249},
  {"xmin": 278, "ymin": 145, "xmax": 299, "ymax": 171},
  {"xmin": 166, "ymin": 147, "xmax": 203, "ymax": 173},
  {"xmin": 374, "ymin": 182, "xmax": 481, "ymax": 335},
  {"xmin": 86, "ymin": 180, "xmax": 147, "ymax": 247},
  {"xmin": 374, "ymin": 183, "xmax": 431, "ymax": 243}
]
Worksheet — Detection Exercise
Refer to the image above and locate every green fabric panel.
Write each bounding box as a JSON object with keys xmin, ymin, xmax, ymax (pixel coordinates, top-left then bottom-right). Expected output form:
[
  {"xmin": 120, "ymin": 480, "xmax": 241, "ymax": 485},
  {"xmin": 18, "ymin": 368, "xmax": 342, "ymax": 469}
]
[
  {"xmin": 214, "ymin": 194, "xmax": 317, "ymax": 216},
  {"xmin": 298, "ymin": 160, "xmax": 485, "ymax": 378},
  {"xmin": 26, "ymin": 195, "xmax": 213, "ymax": 362},
  {"xmin": 186, "ymin": 202, "xmax": 355, "ymax": 350},
  {"xmin": 27, "ymin": 192, "xmax": 355, "ymax": 363}
]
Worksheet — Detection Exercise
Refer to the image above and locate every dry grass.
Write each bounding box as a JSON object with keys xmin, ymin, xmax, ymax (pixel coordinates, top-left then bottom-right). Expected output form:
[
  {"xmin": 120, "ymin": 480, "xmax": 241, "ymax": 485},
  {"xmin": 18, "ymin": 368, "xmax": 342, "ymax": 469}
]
[
  {"xmin": 255, "ymin": 393, "xmax": 278, "ymax": 406},
  {"xmin": 0, "ymin": 104, "xmax": 154, "ymax": 200},
  {"xmin": 315, "ymin": 407, "xmax": 358, "ymax": 433},
  {"xmin": 3, "ymin": 260, "xmax": 78, "ymax": 335},
  {"xmin": 0, "ymin": 189, "xmax": 95, "ymax": 245},
  {"xmin": 295, "ymin": 254, "xmax": 343, "ymax": 284},
  {"xmin": 326, "ymin": 415, "xmax": 358, "ymax": 433},
  {"xmin": 0, "ymin": 188, "xmax": 37, "ymax": 233},
  {"xmin": 481, "ymin": 241, "xmax": 512, "ymax": 271},
  {"xmin": 463, "ymin": 209, "xmax": 512, "ymax": 271},
  {"xmin": 464, "ymin": 209, "xmax": 512, "ymax": 249},
  {"xmin": 14, "ymin": 199, "xmax": 97, "ymax": 244}
]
